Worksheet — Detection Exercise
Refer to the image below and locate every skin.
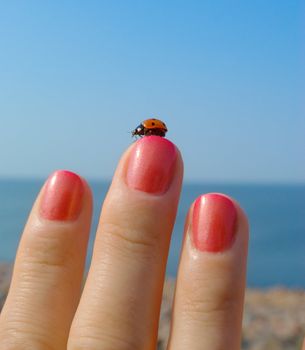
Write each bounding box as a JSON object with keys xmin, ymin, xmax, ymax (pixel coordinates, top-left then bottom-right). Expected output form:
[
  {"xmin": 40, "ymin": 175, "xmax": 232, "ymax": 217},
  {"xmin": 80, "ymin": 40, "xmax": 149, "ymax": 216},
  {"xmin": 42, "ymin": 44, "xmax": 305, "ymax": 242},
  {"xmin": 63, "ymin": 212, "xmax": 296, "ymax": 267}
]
[{"xmin": 0, "ymin": 138, "xmax": 290, "ymax": 350}]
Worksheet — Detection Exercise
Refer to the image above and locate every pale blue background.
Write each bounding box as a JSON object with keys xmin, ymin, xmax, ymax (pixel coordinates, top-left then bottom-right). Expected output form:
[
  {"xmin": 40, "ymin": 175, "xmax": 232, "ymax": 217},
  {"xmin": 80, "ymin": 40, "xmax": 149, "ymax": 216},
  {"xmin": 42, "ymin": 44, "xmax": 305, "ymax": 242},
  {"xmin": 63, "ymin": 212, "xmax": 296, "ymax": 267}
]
[
  {"xmin": 0, "ymin": 2, "xmax": 304, "ymax": 287},
  {"xmin": 0, "ymin": 1, "xmax": 304, "ymax": 183}
]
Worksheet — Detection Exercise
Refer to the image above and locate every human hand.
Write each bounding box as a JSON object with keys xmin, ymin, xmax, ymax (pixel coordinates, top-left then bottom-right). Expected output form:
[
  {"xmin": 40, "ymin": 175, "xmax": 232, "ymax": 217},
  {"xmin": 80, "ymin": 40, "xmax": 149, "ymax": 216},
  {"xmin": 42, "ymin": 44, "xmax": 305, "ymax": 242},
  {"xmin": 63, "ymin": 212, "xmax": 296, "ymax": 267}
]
[{"xmin": 0, "ymin": 136, "xmax": 249, "ymax": 349}]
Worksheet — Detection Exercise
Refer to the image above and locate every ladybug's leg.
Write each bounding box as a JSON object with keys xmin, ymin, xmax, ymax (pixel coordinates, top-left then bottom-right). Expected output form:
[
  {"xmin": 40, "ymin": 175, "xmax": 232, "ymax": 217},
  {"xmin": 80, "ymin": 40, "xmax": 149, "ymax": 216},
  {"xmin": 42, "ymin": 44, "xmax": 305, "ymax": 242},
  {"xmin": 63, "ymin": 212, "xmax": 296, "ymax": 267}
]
[
  {"xmin": 144, "ymin": 129, "xmax": 152, "ymax": 136},
  {"xmin": 154, "ymin": 129, "xmax": 166, "ymax": 137}
]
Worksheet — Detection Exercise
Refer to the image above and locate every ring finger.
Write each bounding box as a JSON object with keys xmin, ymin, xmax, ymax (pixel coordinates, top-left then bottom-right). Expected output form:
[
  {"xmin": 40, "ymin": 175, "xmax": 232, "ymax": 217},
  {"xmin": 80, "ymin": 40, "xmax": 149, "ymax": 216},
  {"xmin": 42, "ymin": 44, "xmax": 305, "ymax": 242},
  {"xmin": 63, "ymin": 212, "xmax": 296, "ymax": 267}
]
[{"xmin": 168, "ymin": 193, "xmax": 249, "ymax": 349}]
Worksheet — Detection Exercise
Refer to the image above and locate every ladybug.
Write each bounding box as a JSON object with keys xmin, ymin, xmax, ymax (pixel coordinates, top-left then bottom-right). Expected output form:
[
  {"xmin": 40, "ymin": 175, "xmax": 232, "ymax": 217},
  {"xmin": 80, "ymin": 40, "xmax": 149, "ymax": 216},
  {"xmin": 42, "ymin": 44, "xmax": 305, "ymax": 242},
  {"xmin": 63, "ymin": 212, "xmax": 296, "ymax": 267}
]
[{"xmin": 132, "ymin": 118, "xmax": 168, "ymax": 137}]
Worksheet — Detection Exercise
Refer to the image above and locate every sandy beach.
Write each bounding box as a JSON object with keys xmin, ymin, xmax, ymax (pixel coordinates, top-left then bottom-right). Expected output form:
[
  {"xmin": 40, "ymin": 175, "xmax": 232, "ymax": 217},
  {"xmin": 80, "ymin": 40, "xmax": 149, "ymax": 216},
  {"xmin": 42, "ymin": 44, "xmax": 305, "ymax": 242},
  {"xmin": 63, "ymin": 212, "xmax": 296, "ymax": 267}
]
[{"xmin": 0, "ymin": 263, "xmax": 304, "ymax": 349}]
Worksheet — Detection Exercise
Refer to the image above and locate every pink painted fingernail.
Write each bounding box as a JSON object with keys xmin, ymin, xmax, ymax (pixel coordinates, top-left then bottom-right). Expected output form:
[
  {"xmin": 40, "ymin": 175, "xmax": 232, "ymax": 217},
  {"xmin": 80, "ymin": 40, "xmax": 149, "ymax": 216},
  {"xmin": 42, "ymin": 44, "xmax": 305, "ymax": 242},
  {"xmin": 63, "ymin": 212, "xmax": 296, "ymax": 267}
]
[
  {"xmin": 192, "ymin": 193, "xmax": 237, "ymax": 252},
  {"xmin": 126, "ymin": 136, "xmax": 177, "ymax": 194},
  {"xmin": 40, "ymin": 170, "xmax": 84, "ymax": 221}
]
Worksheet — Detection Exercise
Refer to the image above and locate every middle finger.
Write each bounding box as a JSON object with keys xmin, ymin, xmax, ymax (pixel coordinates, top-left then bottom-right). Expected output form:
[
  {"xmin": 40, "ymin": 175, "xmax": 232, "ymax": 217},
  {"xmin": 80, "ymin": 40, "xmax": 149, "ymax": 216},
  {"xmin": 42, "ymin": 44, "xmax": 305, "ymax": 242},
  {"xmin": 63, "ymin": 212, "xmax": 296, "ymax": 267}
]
[{"xmin": 68, "ymin": 136, "xmax": 183, "ymax": 350}]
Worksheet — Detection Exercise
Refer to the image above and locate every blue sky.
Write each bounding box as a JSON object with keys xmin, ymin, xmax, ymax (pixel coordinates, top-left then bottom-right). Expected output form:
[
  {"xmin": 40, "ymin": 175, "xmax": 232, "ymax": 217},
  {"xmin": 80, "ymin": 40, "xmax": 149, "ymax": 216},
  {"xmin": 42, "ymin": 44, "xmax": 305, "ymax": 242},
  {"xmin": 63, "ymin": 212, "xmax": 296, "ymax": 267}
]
[{"xmin": 0, "ymin": 1, "xmax": 304, "ymax": 182}]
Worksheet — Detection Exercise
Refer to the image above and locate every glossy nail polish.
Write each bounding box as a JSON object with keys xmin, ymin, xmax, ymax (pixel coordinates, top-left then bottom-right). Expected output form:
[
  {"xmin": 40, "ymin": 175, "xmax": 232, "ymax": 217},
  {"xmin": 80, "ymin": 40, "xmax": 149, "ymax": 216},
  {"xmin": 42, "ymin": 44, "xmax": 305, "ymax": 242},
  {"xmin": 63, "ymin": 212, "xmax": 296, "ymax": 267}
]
[
  {"xmin": 126, "ymin": 136, "xmax": 177, "ymax": 194},
  {"xmin": 40, "ymin": 170, "xmax": 84, "ymax": 221},
  {"xmin": 192, "ymin": 193, "xmax": 237, "ymax": 252}
]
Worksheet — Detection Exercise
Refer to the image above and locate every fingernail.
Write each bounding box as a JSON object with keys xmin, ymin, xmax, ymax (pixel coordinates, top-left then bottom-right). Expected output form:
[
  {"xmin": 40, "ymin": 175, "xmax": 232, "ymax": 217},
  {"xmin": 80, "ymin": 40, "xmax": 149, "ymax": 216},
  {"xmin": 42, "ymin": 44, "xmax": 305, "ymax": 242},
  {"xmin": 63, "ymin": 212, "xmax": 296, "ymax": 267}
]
[
  {"xmin": 192, "ymin": 193, "xmax": 237, "ymax": 252},
  {"xmin": 126, "ymin": 136, "xmax": 177, "ymax": 194},
  {"xmin": 40, "ymin": 170, "xmax": 84, "ymax": 221}
]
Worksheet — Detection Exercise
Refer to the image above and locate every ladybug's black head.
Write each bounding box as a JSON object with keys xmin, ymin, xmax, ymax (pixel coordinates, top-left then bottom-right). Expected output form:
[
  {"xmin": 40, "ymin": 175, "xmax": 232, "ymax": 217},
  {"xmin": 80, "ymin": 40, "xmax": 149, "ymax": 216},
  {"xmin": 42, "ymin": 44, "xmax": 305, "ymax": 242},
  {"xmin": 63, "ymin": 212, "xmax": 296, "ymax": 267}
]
[{"xmin": 131, "ymin": 124, "xmax": 144, "ymax": 137}]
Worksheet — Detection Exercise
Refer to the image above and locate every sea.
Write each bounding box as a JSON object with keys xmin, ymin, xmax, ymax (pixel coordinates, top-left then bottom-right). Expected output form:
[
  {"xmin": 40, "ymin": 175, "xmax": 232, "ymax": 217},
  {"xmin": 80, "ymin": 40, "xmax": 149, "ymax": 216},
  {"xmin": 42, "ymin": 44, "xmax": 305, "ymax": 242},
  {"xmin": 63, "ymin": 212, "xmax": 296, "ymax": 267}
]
[{"xmin": 0, "ymin": 179, "xmax": 304, "ymax": 288}]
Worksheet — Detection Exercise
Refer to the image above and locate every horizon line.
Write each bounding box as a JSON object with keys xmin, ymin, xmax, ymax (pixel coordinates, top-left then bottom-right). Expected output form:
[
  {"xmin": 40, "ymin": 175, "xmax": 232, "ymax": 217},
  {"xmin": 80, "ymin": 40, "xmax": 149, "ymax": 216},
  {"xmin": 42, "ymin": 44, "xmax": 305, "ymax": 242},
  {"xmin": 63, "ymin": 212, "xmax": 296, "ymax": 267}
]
[{"xmin": 0, "ymin": 176, "xmax": 304, "ymax": 186}]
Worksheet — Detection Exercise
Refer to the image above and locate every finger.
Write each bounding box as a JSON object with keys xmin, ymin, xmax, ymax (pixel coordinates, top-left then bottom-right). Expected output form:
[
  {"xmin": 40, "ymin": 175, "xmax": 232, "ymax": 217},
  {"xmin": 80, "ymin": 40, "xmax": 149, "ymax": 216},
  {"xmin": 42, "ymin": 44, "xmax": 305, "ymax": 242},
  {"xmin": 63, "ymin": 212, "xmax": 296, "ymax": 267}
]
[
  {"xmin": 168, "ymin": 193, "xmax": 249, "ymax": 350},
  {"xmin": 68, "ymin": 136, "xmax": 183, "ymax": 350},
  {"xmin": 0, "ymin": 170, "xmax": 92, "ymax": 350}
]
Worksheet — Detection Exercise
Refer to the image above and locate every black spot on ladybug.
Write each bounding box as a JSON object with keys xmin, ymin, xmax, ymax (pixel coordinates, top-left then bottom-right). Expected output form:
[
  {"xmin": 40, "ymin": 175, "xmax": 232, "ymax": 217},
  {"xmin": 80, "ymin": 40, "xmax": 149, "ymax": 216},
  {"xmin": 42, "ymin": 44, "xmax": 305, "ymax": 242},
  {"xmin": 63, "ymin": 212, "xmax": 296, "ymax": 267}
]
[{"xmin": 151, "ymin": 122, "xmax": 155, "ymax": 126}]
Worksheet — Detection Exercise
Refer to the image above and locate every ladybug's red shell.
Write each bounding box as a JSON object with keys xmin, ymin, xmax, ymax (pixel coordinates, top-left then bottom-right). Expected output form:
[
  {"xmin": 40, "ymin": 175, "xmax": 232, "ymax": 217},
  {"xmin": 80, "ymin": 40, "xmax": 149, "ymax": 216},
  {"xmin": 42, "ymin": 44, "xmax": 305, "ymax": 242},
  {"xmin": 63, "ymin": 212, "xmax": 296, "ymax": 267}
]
[
  {"xmin": 132, "ymin": 118, "xmax": 168, "ymax": 137},
  {"xmin": 142, "ymin": 119, "xmax": 167, "ymax": 131}
]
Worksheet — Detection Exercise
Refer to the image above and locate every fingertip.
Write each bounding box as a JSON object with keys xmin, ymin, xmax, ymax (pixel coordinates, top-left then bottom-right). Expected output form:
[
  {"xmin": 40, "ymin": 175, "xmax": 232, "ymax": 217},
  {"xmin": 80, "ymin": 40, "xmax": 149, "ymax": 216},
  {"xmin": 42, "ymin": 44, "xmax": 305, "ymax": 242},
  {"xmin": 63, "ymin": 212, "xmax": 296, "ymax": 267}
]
[
  {"xmin": 38, "ymin": 170, "xmax": 92, "ymax": 221},
  {"xmin": 188, "ymin": 192, "xmax": 249, "ymax": 253},
  {"xmin": 111, "ymin": 137, "xmax": 184, "ymax": 198}
]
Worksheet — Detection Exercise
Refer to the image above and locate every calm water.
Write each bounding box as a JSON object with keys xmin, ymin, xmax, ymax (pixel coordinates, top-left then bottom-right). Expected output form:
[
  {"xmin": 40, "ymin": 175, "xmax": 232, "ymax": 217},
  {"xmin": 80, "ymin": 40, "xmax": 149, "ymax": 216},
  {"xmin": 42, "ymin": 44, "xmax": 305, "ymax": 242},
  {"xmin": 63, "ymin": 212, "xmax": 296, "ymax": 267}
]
[{"xmin": 0, "ymin": 180, "xmax": 304, "ymax": 288}]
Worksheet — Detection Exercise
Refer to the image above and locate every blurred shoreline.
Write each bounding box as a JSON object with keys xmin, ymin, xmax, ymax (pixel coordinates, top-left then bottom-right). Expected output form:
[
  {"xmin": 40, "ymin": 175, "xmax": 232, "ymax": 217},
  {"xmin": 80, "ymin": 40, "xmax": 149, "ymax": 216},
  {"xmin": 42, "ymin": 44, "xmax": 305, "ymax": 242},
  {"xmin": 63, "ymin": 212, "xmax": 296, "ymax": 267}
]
[{"xmin": 0, "ymin": 263, "xmax": 304, "ymax": 349}]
